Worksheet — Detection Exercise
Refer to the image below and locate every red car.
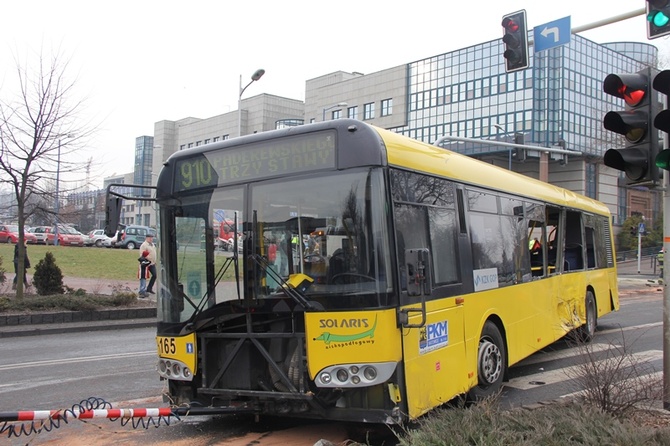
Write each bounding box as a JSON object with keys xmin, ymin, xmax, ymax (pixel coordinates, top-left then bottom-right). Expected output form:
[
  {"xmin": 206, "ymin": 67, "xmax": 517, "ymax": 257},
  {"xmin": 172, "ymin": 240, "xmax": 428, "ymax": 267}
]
[
  {"xmin": 45, "ymin": 225, "xmax": 84, "ymax": 247},
  {"xmin": 0, "ymin": 224, "xmax": 38, "ymax": 244}
]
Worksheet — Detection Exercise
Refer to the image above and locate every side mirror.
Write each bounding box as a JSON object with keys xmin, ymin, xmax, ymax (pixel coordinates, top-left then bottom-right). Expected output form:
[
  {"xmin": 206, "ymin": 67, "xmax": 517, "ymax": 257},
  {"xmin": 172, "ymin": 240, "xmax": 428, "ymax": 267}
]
[
  {"xmin": 406, "ymin": 248, "xmax": 431, "ymax": 296},
  {"xmin": 105, "ymin": 194, "xmax": 122, "ymax": 238}
]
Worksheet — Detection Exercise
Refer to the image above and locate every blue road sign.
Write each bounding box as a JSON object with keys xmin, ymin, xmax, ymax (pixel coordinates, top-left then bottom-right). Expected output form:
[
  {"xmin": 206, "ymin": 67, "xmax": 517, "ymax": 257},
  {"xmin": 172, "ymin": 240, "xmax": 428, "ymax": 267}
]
[
  {"xmin": 534, "ymin": 16, "xmax": 571, "ymax": 53},
  {"xmin": 639, "ymin": 223, "xmax": 646, "ymax": 234}
]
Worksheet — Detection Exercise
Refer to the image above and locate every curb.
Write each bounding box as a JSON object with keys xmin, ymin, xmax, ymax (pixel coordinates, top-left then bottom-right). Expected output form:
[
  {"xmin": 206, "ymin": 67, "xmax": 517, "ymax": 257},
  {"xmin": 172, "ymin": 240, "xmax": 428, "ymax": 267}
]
[
  {"xmin": 0, "ymin": 307, "xmax": 157, "ymax": 338},
  {"xmin": 0, "ymin": 319, "xmax": 156, "ymax": 338}
]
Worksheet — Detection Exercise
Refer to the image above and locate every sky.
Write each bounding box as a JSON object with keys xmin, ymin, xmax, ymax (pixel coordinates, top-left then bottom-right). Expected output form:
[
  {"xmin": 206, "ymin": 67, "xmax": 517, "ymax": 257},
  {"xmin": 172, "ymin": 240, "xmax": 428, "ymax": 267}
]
[{"xmin": 0, "ymin": 0, "xmax": 667, "ymax": 189}]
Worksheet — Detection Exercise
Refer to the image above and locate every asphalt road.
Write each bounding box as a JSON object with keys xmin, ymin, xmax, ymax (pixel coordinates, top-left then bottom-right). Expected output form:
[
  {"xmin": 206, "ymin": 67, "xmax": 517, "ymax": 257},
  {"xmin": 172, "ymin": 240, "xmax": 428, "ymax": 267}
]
[{"xmin": 1, "ymin": 277, "xmax": 666, "ymax": 445}]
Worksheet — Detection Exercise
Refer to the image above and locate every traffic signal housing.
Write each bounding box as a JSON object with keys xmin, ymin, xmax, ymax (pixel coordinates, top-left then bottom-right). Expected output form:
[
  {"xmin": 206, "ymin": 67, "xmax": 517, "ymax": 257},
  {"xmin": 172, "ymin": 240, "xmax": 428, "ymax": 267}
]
[
  {"xmin": 647, "ymin": 0, "xmax": 670, "ymax": 39},
  {"xmin": 654, "ymin": 70, "xmax": 670, "ymax": 170},
  {"xmin": 501, "ymin": 10, "xmax": 529, "ymax": 73},
  {"xmin": 603, "ymin": 67, "xmax": 660, "ymax": 186}
]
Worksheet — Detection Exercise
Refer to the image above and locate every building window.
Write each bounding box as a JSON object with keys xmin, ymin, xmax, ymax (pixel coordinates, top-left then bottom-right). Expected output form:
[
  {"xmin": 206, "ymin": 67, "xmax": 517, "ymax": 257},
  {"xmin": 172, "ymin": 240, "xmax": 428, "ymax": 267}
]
[
  {"xmin": 348, "ymin": 106, "xmax": 358, "ymax": 120},
  {"xmin": 364, "ymin": 102, "xmax": 375, "ymax": 120},
  {"xmin": 196, "ymin": 141, "xmax": 202, "ymax": 146},
  {"xmin": 204, "ymin": 139, "xmax": 210, "ymax": 144},
  {"xmin": 180, "ymin": 144, "xmax": 186, "ymax": 150},
  {"xmin": 381, "ymin": 98, "xmax": 393, "ymax": 117},
  {"xmin": 310, "ymin": 118, "xmax": 316, "ymax": 123},
  {"xmin": 188, "ymin": 143, "xmax": 194, "ymax": 148},
  {"xmin": 332, "ymin": 109, "xmax": 343, "ymax": 120},
  {"xmin": 223, "ymin": 135, "xmax": 229, "ymax": 140},
  {"xmin": 213, "ymin": 137, "xmax": 220, "ymax": 142}
]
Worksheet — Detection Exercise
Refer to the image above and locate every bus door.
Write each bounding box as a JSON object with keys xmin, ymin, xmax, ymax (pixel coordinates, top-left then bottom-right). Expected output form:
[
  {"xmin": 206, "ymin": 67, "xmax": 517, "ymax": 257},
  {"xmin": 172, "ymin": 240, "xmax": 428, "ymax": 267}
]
[
  {"xmin": 398, "ymin": 251, "xmax": 466, "ymax": 419},
  {"xmin": 557, "ymin": 210, "xmax": 587, "ymax": 329}
]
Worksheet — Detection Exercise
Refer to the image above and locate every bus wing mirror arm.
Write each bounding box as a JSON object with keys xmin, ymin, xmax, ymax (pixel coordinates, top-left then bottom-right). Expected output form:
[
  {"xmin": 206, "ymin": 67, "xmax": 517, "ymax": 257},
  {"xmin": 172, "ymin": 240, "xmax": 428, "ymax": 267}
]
[
  {"xmin": 399, "ymin": 299, "xmax": 426, "ymax": 328},
  {"xmin": 399, "ymin": 248, "xmax": 430, "ymax": 328}
]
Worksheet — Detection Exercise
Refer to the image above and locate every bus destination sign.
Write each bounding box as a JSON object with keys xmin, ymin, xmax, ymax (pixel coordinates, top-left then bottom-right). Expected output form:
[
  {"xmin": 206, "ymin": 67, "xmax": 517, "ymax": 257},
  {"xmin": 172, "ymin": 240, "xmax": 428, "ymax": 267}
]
[{"xmin": 174, "ymin": 130, "xmax": 336, "ymax": 192}]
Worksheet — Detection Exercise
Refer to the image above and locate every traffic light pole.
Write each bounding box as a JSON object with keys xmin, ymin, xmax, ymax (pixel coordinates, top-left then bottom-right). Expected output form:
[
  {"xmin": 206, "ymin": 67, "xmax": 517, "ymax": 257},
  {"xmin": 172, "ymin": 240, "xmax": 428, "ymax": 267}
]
[{"xmin": 664, "ymin": 168, "xmax": 670, "ymax": 410}]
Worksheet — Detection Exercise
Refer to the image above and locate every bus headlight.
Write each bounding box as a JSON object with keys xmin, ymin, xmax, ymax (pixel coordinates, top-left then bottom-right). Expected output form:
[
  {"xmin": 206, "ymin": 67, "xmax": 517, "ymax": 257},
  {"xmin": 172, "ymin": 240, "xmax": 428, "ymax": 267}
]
[
  {"xmin": 157, "ymin": 359, "xmax": 193, "ymax": 382},
  {"xmin": 336, "ymin": 369, "xmax": 349, "ymax": 382},
  {"xmin": 319, "ymin": 372, "xmax": 332, "ymax": 384},
  {"xmin": 315, "ymin": 362, "xmax": 397, "ymax": 388},
  {"xmin": 363, "ymin": 366, "xmax": 377, "ymax": 380}
]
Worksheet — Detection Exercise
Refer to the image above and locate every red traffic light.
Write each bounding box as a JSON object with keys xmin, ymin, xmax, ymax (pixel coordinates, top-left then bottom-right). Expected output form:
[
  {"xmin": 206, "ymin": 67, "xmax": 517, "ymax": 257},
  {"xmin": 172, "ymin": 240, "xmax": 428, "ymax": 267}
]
[
  {"xmin": 501, "ymin": 10, "xmax": 528, "ymax": 73},
  {"xmin": 603, "ymin": 73, "xmax": 648, "ymax": 107},
  {"xmin": 502, "ymin": 17, "xmax": 519, "ymax": 32}
]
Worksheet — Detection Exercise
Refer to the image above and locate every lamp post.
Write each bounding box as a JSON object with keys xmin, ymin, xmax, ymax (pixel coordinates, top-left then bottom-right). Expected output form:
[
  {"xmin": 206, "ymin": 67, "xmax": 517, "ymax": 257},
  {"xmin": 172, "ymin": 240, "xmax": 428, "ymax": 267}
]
[
  {"xmin": 238, "ymin": 68, "xmax": 265, "ymax": 137},
  {"xmin": 322, "ymin": 102, "xmax": 348, "ymax": 121},
  {"xmin": 54, "ymin": 134, "xmax": 74, "ymax": 246},
  {"xmin": 493, "ymin": 123, "xmax": 513, "ymax": 171}
]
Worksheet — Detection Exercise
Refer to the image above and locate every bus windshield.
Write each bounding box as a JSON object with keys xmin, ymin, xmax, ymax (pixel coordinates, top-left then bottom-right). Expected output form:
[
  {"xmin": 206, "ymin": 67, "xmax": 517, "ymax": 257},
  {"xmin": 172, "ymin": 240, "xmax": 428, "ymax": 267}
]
[{"xmin": 158, "ymin": 168, "xmax": 394, "ymax": 324}]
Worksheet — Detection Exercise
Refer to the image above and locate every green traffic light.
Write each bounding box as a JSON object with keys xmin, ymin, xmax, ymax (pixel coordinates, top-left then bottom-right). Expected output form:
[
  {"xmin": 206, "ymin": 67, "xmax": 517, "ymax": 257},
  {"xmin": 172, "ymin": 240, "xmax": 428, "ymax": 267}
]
[
  {"xmin": 651, "ymin": 11, "xmax": 670, "ymax": 28},
  {"xmin": 656, "ymin": 149, "xmax": 670, "ymax": 171}
]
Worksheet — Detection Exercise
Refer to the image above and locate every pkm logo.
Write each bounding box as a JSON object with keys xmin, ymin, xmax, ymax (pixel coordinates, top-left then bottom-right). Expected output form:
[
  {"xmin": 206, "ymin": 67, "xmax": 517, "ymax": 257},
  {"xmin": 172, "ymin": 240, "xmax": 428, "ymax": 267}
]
[
  {"xmin": 419, "ymin": 320, "xmax": 449, "ymax": 354},
  {"xmin": 427, "ymin": 321, "xmax": 448, "ymax": 340}
]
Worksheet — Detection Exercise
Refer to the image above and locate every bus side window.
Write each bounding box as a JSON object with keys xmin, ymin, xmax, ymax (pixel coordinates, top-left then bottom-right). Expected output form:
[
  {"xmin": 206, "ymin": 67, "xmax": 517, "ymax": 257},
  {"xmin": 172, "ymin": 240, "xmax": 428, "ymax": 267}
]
[{"xmin": 564, "ymin": 211, "xmax": 584, "ymax": 272}]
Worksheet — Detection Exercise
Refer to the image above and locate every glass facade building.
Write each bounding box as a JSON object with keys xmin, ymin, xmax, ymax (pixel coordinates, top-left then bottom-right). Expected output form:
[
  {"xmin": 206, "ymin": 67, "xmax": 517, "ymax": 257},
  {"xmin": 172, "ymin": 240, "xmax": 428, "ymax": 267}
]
[
  {"xmin": 367, "ymin": 34, "xmax": 659, "ymax": 226},
  {"xmin": 392, "ymin": 35, "xmax": 656, "ymax": 156}
]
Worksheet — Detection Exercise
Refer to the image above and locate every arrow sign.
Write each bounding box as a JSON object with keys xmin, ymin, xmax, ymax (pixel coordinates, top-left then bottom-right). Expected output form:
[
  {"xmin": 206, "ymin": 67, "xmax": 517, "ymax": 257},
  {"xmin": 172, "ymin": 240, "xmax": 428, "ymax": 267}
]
[
  {"xmin": 541, "ymin": 26, "xmax": 560, "ymax": 42},
  {"xmin": 534, "ymin": 16, "xmax": 571, "ymax": 53}
]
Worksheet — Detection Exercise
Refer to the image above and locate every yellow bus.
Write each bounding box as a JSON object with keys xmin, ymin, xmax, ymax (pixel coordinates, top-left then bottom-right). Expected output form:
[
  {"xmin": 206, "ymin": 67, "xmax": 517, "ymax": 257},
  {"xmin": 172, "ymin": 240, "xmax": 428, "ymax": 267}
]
[{"xmin": 106, "ymin": 119, "xmax": 618, "ymax": 423}]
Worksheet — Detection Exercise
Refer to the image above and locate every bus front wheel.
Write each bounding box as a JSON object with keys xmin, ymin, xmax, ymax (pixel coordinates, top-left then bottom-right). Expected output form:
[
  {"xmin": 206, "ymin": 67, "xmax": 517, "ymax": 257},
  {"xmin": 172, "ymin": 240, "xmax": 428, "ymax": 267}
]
[{"xmin": 469, "ymin": 321, "xmax": 506, "ymax": 401}]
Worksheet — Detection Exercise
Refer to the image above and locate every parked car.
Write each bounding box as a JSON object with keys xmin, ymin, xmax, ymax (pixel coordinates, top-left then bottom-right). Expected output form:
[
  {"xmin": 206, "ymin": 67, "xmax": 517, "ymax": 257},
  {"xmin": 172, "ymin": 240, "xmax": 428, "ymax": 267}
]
[
  {"xmin": 45, "ymin": 225, "xmax": 85, "ymax": 247},
  {"xmin": 28, "ymin": 226, "xmax": 49, "ymax": 244},
  {"xmin": 88, "ymin": 229, "xmax": 113, "ymax": 248},
  {"xmin": 0, "ymin": 224, "xmax": 38, "ymax": 244},
  {"xmin": 114, "ymin": 225, "xmax": 156, "ymax": 249}
]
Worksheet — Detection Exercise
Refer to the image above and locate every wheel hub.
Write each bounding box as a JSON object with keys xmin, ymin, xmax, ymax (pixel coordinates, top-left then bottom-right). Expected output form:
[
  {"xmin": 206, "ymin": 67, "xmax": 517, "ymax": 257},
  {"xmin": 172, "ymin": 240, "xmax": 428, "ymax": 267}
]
[{"xmin": 478, "ymin": 339, "xmax": 502, "ymax": 385}]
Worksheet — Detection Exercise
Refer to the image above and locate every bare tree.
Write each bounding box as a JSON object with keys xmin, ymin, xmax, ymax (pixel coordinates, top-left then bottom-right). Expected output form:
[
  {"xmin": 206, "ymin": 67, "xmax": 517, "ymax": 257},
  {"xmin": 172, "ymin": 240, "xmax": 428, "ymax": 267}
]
[{"xmin": 0, "ymin": 48, "xmax": 92, "ymax": 298}]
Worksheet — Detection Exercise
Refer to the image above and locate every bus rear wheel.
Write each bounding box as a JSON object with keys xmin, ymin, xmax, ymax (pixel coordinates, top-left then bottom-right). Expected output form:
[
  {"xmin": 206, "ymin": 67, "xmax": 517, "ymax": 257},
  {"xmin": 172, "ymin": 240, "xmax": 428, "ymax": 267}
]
[
  {"xmin": 468, "ymin": 321, "xmax": 506, "ymax": 401},
  {"xmin": 576, "ymin": 290, "xmax": 596, "ymax": 342}
]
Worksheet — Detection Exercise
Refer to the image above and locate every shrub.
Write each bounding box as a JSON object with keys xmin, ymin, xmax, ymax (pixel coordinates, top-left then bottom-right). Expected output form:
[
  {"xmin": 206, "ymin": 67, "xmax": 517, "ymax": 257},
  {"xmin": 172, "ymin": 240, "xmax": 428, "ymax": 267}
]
[
  {"xmin": 565, "ymin": 330, "xmax": 662, "ymax": 418},
  {"xmin": 0, "ymin": 256, "xmax": 6, "ymax": 284},
  {"xmin": 32, "ymin": 252, "xmax": 64, "ymax": 295},
  {"xmin": 109, "ymin": 293, "xmax": 137, "ymax": 306},
  {"xmin": 395, "ymin": 399, "xmax": 670, "ymax": 445}
]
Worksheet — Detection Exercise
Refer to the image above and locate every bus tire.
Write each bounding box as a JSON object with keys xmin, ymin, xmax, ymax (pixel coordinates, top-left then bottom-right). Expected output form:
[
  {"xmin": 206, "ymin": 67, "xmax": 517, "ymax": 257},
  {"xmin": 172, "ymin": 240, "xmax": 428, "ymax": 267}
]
[
  {"xmin": 577, "ymin": 290, "xmax": 596, "ymax": 342},
  {"xmin": 468, "ymin": 321, "xmax": 506, "ymax": 401}
]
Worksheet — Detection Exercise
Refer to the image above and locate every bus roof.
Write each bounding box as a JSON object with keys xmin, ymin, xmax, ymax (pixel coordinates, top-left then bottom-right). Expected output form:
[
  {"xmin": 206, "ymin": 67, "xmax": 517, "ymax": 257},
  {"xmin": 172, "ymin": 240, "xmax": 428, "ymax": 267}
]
[
  {"xmin": 374, "ymin": 126, "xmax": 611, "ymax": 217},
  {"xmin": 160, "ymin": 119, "xmax": 610, "ymax": 217}
]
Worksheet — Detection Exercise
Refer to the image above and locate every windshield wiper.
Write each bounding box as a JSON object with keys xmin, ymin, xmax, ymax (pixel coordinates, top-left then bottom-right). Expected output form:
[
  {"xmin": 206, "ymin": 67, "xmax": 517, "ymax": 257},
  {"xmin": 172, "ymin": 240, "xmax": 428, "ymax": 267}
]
[
  {"xmin": 250, "ymin": 254, "xmax": 315, "ymax": 310},
  {"xmin": 187, "ymin": 212, "xmax": 243, "ymax": 325}
]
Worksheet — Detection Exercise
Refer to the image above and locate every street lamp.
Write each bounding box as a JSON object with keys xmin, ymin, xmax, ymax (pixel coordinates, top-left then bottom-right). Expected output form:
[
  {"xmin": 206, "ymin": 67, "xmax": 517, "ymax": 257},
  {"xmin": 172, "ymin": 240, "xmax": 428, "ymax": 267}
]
[
  {"xmin": 238, "ymin": 68, "xmax": 265, "ymax": 137},
  {"xmin": 493, "ymin": 123, "xmax": 512, "ymax": 170},
  {"xmin": 322, "ymin": 102, "xmax": 348, "ymax": 121},
  {"xmin": 54, "ymin": 134, "xmax": 74, "ymax": 246}
]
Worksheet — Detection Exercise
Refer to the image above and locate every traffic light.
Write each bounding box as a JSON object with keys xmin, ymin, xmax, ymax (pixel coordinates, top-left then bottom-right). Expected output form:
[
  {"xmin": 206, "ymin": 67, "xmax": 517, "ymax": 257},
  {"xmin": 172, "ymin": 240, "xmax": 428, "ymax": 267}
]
[
  {"xmin": 647, "ymin": 0, "xmax": 670, "ymax": 39},
  {"xmin": 602, "ymin": 67, "xmax": 660, "ymax": 186},
  {"xmin": 501, "ymin": 10, "xmax": 529, "ymax": 73},
  {"xmin": 653, "ymin": 70, "xmax": 670, "ymax": 170}
]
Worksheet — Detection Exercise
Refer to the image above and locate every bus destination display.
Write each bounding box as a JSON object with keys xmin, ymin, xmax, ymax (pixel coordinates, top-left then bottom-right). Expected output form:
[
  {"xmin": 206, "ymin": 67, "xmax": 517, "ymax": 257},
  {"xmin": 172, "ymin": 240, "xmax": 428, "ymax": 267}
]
[{"xmin": 174, "ymin": 131, "xmax": 336, "ymax": 192}]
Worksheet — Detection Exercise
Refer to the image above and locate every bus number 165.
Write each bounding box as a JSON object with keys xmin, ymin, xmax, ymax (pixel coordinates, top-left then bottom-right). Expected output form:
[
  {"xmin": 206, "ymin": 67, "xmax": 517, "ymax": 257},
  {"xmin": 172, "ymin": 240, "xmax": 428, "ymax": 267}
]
[{"xmin": 158, "ymin": 337, "xmax": 177, "ymax": 355}]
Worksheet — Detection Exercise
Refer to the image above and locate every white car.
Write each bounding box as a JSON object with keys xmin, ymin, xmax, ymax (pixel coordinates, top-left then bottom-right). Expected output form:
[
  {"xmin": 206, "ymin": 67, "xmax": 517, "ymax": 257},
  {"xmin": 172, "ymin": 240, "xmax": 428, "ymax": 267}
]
[{"xmin": 88, "ymin": 229, "xmax": 113, "ymax": 248}]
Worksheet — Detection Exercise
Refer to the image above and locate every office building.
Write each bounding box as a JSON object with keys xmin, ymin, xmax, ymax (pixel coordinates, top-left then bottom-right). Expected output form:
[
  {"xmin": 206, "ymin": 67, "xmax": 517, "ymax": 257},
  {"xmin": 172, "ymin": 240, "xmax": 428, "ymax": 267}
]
[{"xmin": 143, "ymin": 34, "xmax": 658, "ymax": 232}]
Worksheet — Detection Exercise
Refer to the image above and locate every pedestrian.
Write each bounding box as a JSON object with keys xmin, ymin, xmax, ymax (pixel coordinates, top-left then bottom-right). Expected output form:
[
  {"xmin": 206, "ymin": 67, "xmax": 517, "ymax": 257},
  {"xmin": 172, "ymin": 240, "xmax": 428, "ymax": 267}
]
[
  {"xmin": 138, "ymin": 249, "xmax": 151, "ymax": 297},
  {"xmin": 12, "ymin": 240, "xmax": 30, "ymax": 290},
  {"xmin": 140, "ymin": 233, "xmax": 157, "ymax": 295}
]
